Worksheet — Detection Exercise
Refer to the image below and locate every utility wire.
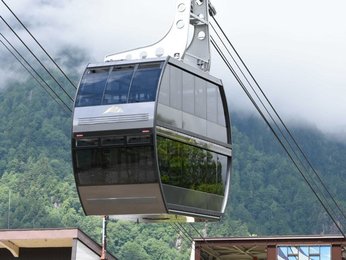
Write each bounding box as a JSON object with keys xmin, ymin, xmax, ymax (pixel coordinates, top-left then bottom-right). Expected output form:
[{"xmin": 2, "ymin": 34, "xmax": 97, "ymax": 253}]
[
  {"xmin": 211, "ymin": 17, "xmax": 346, "ymax": 231},
  {"xmin": 211, "ymin": 36, "xmax": 343, "ymax": 235},
  {"xmin": 0, "ymin": 33, "xmax": 72, "ymax": 113},
  {"xmin": 210, "ymin": 22, "xmax": 346, "ymax": 230},
  {"xmin": 1, "ymin": 0, "xmax": 77, "ymax": 90},
  {"xmin": 211, "ymin": 36, "xmax": 346, "ymax": 237},
  {"xmin": 211, "ymin": 16, "xmax": 346, "ymax": 224},
  {"xmin": 0, "ymin": 39, "xmax": 71, "ymax": 114},
  {"xmin": 0, "ymin": 16, "xmax": 74, "ymax": 102},
  {"xmin": 186, "ymin": 223, "xmax": 222, "ymax": 260},
  {"xmin": 171, "ymin": 223, "xmax": 193, "ymax": 244}
]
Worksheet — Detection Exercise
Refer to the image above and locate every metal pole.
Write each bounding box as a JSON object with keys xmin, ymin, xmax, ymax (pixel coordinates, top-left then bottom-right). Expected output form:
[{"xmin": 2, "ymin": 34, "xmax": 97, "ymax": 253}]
[
  {"xmin": 7, "ymin": 189, "xmax": 11, "ymax": 229},
  {"xmin": 100, "ymin": 215, "xmax": 108, "ymax": 260}
]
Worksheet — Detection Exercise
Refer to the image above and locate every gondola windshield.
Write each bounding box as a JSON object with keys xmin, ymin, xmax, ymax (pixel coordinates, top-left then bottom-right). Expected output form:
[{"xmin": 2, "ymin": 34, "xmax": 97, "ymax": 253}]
[{"xmin": 75, "ymin": 62, "xmax": 163, "ymax": 107}]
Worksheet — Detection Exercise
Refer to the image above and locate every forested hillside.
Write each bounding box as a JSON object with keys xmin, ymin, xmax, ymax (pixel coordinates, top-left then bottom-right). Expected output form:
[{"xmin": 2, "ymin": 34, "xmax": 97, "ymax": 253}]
[{"xmin": 0, "ymin": 64, "xmax": 346, "ymax": 259}]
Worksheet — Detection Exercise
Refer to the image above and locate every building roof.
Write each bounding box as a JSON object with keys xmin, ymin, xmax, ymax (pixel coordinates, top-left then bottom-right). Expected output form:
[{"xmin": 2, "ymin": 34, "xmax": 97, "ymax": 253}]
[
  {"xmin": 193, "ymin": 235, "xmax": 346, "ymax": 260},
  {"xmin": 0, "ymin": 228, "xmax": 116, "ymax": 259}
]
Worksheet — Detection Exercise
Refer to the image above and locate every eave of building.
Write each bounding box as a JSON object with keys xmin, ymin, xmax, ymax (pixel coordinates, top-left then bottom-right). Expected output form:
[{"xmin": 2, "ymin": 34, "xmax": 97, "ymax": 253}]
[
  {"xmin": 0, "ymin": 228, "xmax": 116, "ymax": 259},
  {"xmin": 194, "ymin": 235, "xmax": 346, "ymax": 260},
  {"xmin": 194, "ymin": 235, "xmax": 346, "ymax": 246}
]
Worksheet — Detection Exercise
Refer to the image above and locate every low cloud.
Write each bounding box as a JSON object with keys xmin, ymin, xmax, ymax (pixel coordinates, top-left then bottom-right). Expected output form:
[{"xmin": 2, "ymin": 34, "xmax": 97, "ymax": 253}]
[{"xmin": 1, "ymin": 0, "xmax": 345, "ymax": 137}]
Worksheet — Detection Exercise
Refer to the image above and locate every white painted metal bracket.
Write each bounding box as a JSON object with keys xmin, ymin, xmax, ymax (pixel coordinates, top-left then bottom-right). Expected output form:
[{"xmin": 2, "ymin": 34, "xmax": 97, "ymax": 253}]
[{"xmin": 105, "ymin": 0, "xmax": 213, "ymax": 72}]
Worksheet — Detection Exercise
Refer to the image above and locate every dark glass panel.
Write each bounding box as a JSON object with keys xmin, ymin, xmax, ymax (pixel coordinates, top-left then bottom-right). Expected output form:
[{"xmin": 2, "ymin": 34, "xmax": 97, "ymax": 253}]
[
  {"xmin": 206, "ymin": 84, "xmax": 218, "ymax": 123},
  {"xmin": 157, "ymin": 136, "xmax": 225, "ymax": 196},
  {"xmin": 195, "ymin": 77, "xmax": 207, "ymax": 119},
  {"xmin": 127, "ymin": 135, "xmax": 151, "ymax": 145},
  {"xmin": 162, "ymin": 184, "xmax": 223, "ymax": 212},
  {"xmin": 169, "ymin": 66, "xmax": 182, "ymax": 109},
  {"xmin": 128, "ymin": 63, "xmax": 162, "ymax": 103},
  {"xmin": 102, "ymin": 66, "xmax": 134, "ymax": 104},
  {"xmin": 75, "ymin": 145, "xmax": 157, "ymax": 185},
  {"xmin": 101, "ymin": 136, "xmax": 125, "ymax": 146},
  {"xmin": 76, "ymin": 138, "xmax": 99, "ymax": 147},
  {"xmin": 182, "ymin": 72, "xmax": 195, "ymax": 114},
  {"xmin": 76, "ymin": 68, "xmax": 109, "ymax": 107}
]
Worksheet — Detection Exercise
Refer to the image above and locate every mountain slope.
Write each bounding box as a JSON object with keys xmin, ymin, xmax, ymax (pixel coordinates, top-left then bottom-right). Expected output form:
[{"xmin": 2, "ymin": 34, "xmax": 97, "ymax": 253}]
[{"xmin": 0, "ymin": 65, "xmax": 346, "ymax": 258}]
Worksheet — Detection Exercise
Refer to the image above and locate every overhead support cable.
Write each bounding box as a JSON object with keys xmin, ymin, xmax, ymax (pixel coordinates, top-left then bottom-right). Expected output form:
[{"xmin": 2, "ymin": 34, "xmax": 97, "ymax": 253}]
[
  {"xmin": 0, "ymin": 33, "xmax": 72, "ymax": 113},
  {"xmin": 210, "ymin": 35, "xmax": 346, "ymax": 238},
  {"xmin": 1, "ymin": 0, "xmax": 77, "ymax": 90},
  {"xmin": 211, "ymin": 16, "xmax": 346, "ymax": 226},
  {"xmin": 0, "ymin": 16, "xmax": 74, "ymax": 102},
  {"xmin": 210, "ymin": 21, "xmax": 346, "ymax": 230},
  {"xmin": 212, "ymin": 18, "xmax": 346, "ymax": 233},
  {"xmin": 173, "ymin": 223, "xmax": 221, "ymax": 260}
]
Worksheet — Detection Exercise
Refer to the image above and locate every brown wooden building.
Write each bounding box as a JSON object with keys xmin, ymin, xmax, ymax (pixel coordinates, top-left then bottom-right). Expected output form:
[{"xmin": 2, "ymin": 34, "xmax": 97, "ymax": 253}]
[
  {"xmin": 0, "ymin": 228, "xmax": 117, "ymax": 260},
  {"xmin": 193, "ymin": 235, "xmax": 346, "ymax": 260}
]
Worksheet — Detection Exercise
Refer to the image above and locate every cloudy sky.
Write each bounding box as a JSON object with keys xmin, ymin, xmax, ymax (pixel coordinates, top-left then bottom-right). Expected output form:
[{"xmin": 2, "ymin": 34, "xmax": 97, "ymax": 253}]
[{"xmin": 1, "ymin": 0, "xmax": 345, "ymax": 136}]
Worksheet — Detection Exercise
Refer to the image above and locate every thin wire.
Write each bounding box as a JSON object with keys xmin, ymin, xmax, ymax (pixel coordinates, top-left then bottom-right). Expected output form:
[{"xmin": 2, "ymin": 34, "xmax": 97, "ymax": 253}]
[
  {"xmin": 0, "ymin": 16, "xmax": 74, "ymax": 102},
  {"xmin": 0, "ymin": 39, "xmax": 71, "ymax": 114},
  {"xmin": 211, "ymin": 37, "xmax": 346, "ymax": 237},
  {"xmin": 171, "ymin": 223, "xmax": 193, "ymax": 244},
  {"xmin": 0, "ymin": 33, "xmax": 72, "ymax": 113},
  {"xmin": 211, "ymin": 37, "xmax": 343, "ymax": 235},
  {"xmin": 1, "ymin": 0, "xmax": 77, "ymax": 90},
  {"xmin": 210, "ymin": 24, "xmax": 346, "ymax": 228},
  {"xmin": 170, "ymin": 223, "xmax": 198, "ymax": 259},
  {"xmin": 211, "ymin": 16, "xmax": 346, "ymax": 223},
  {"xmin": 184, "ymin": 223, "xmax": 221, "ymax": 260}
]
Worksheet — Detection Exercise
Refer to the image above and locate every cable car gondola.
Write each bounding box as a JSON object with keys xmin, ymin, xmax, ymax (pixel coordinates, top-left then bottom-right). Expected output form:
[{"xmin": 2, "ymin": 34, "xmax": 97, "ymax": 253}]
[{"xmin": 72, "ymin": 0, "xmax": 232, "ymax": 222}]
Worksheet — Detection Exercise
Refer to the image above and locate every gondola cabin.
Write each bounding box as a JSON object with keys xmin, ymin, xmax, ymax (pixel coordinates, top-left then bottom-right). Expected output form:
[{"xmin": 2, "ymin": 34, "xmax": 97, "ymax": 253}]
[{"xmin": 72, "ymin": 56, "xmax": 231, "ymax": 222}]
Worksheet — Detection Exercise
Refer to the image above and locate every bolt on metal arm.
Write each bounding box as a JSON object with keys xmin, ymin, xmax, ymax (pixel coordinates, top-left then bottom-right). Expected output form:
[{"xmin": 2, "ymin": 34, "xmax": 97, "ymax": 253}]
[{"xmin": 105, "ymin": 0, "xmax": 215, "ymax": 72}]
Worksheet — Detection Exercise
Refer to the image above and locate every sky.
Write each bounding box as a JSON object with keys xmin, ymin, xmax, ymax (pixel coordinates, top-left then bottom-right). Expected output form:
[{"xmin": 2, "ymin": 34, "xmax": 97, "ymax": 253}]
[{"xmin": 0, "ymin": 0, "xmax": 345, "ymax": 136}]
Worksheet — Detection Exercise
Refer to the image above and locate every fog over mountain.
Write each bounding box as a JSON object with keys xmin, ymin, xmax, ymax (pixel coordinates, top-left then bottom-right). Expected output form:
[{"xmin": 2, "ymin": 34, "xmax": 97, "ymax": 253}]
[{"xmin": 1, "ymin": 0, "xmax": 345, "ymax": 136}]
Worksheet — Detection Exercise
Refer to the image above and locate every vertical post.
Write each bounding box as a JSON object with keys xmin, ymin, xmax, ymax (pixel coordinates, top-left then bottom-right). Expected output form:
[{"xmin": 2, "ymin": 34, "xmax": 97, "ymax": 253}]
[
  {"xmin": 194, "ymin": 244, "xmax": 201, "ymax": 260},
  {"xmin": 267, "ymin": 245, "xmax": 277, "ymax": 260},
  {"xmin": 7, "ymin": 189, "xmax": 11, "ymax": 229},
  {"xmin": 100, "ymin": 216, "xmax": 108, "ymax": 260},
  {"xmin": 331, "ymin": 244, "xmax": 342, "ymax": 260}
]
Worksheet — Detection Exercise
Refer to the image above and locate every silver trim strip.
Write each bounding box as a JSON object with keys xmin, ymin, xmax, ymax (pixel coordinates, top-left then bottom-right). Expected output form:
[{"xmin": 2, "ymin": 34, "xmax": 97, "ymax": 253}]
[
  {"xmin": 87, "ymin": 196, "xmax": 157, "ymax": 201},
  {"xmin": 78, "ymin": 113, "xmax": 149, "ymax": 125}
]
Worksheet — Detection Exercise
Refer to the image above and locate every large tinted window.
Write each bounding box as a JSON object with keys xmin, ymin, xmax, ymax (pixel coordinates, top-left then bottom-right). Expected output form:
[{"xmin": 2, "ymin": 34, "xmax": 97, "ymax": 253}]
[
  {"xmin": 75, "ymin": 62, "xmax": 162, "ymax": 107},
  {"xmin": 157, "ymin": 66, "xmax": 228, "ymax": 138},
  {"xmin": 128, "ymin": 63, "xmax": 162, "ymax": 103},
  {"xmin": 157, "ymin": 136, "xmax": 226, "ymax": 195},
  {"xmin": 75, "ymin": 145, "xmax": 157, "ymax": 185},
  {"xmin": 76, "ymin": 68, "xmax": 109, "ymax": 107},
  {"xmin": 103, "ymin": 66, "xmax": 134, "ymax": 104}
]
